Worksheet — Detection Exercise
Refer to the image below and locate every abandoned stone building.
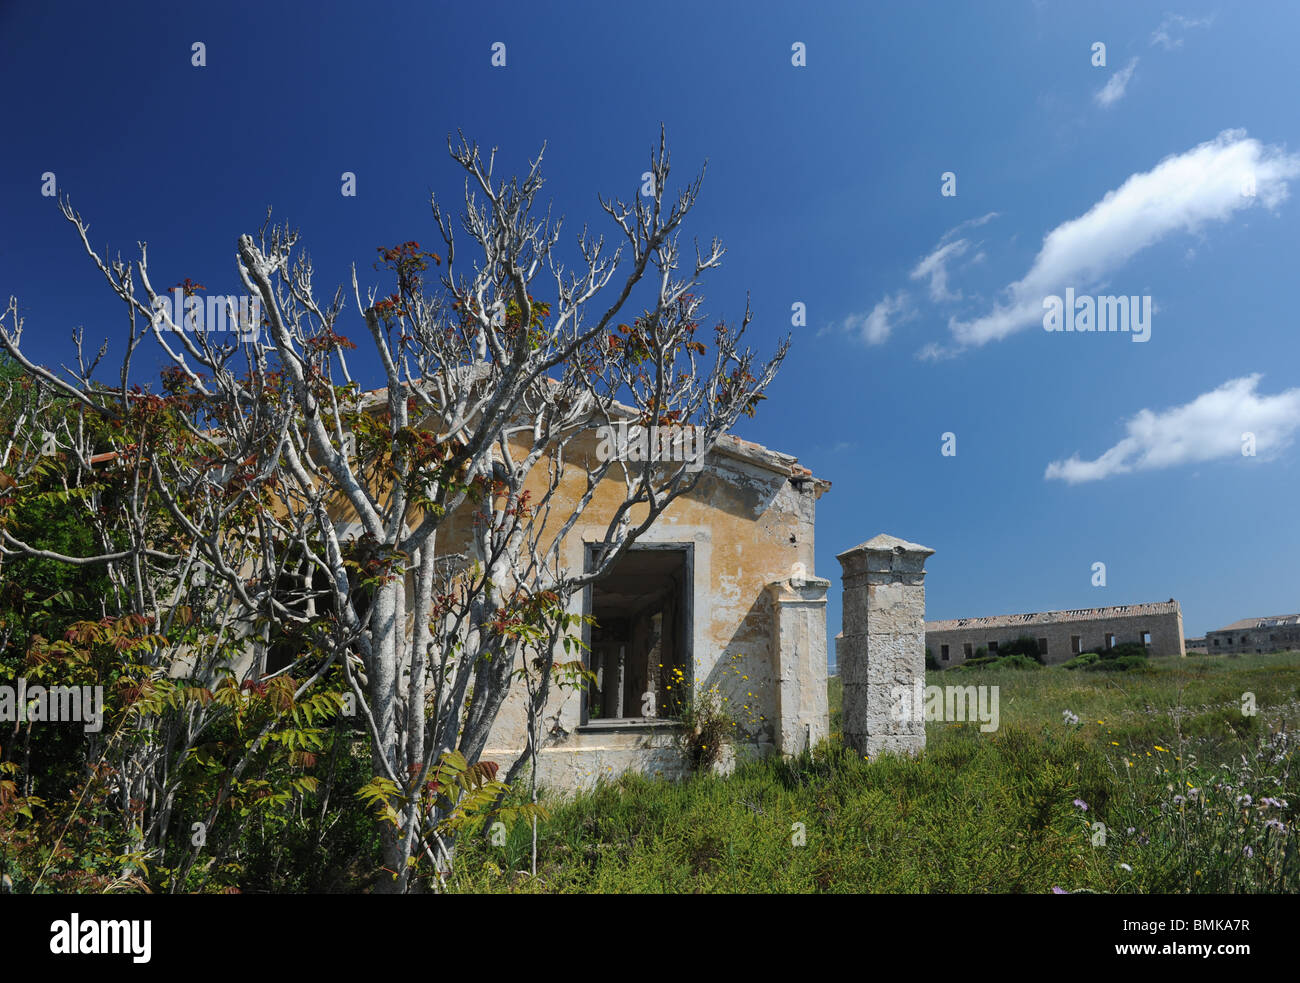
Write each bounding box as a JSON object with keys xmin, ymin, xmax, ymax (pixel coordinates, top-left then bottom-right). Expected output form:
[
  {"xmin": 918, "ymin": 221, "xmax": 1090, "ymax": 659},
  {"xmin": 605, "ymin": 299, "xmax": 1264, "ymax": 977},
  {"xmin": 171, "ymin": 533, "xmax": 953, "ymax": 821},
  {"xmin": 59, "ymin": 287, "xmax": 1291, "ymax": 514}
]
[
  {"xmin": 921, "ymin": 600, "xmax": 1186, "ymax": 667},
  {"xmin": 211, "ymin": 376, "xmax": 944, "ymax": 790},
  {"xmin": 475, "ymin": 428, "xmax": 836, "ymax": 787},
  {"xmin": 1205, "ymin": 615, "xmax": 1300, "ymax": 655}
]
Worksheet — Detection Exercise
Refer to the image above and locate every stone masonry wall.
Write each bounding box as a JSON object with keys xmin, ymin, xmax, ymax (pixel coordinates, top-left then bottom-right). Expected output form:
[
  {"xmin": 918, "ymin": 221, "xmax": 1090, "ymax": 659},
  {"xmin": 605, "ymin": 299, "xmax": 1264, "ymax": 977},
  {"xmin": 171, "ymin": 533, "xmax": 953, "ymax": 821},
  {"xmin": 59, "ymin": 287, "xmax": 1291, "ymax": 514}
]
[{"xmin": 926, "ymin": 604, "xmax": 1185, "ymax": 667}]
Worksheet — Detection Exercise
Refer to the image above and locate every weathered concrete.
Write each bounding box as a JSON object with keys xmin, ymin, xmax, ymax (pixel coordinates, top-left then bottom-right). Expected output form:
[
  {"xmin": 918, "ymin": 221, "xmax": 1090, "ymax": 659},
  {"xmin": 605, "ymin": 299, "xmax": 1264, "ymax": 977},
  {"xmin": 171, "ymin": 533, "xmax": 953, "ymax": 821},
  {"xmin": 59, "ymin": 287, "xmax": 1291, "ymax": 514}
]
[{"xmin": 837, "ymin": 534, "xmax": 934, "ymax": 758}]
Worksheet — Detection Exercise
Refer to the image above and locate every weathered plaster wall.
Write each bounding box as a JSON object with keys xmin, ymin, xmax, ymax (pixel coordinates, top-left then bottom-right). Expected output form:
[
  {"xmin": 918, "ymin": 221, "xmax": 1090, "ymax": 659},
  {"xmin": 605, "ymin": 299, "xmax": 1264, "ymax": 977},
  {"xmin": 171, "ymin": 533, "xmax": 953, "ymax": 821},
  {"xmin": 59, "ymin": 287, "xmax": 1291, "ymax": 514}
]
[{"xmin": 472, "ymin": 433, "xmax": 827, "ymax": 790}]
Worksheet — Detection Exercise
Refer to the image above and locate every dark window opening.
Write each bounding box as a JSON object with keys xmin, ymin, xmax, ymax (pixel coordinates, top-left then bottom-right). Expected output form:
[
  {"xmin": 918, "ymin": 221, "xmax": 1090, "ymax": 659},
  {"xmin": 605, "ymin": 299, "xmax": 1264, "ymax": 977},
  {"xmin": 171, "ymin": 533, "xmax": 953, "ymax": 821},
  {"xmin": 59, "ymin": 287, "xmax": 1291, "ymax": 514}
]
[
  {"xmin": 987, "ymin": 641, "xmax": 999, "ymax": 654},
  {"xmin": 1071, "ymin": 635, "xmax": 1083, "ymax": 655},
  {"xmin": 1037, "ymin": 638, "xmax": 1048, "ymax": 656},
  {"xmin": 940, "ymin": 644, "xmax": 950, "ymax": 662},
  {"xmin": 585, "ymin": 545, "xmax": 691, "ymax": 723},
  {"xmin": 265, "ymin": 539, "xmax": 372, "ymax": 677},
  {"xmin": 1140, "ymin": 630, "xmax": 1151, "ymax": 646},
  {"xmin": 962, "ymin": 642, "xmax": 973, "ymax": 660}
]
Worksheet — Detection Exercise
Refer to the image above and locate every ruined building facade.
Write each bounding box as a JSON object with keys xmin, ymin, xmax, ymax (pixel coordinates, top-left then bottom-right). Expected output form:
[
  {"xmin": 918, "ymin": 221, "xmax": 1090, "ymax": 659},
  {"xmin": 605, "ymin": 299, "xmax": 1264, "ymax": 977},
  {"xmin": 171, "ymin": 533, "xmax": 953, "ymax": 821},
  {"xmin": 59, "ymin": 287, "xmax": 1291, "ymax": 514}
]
[
  {"xmin": 477, "ymin": 430, "xmax": 834, "ymax": 787},
  {"xmin": 1205, "ymin": 615, "xmax": 1300, "ymax": 655},
  {"xmin": 923, "ymin": 600, "xmax": 1186, "ymax": 667}
]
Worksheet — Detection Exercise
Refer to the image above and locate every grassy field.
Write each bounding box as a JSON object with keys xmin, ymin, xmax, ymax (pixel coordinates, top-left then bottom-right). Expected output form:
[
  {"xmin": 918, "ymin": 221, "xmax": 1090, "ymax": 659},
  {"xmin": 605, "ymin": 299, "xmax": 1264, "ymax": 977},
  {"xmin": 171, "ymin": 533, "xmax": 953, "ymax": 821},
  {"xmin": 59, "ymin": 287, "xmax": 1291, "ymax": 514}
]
[{"xmin": 451, "ymin": 652, "xmax": 1300, "ymax": 892}]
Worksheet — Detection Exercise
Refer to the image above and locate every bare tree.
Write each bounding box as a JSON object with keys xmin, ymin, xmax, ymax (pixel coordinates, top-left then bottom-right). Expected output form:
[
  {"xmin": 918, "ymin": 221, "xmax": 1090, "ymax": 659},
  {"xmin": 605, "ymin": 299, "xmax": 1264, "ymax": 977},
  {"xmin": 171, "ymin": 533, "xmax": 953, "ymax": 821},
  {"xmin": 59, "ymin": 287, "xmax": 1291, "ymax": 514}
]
[{"xmin": 0, "ymin": 127, "xmax": 788, "ymax": 891}]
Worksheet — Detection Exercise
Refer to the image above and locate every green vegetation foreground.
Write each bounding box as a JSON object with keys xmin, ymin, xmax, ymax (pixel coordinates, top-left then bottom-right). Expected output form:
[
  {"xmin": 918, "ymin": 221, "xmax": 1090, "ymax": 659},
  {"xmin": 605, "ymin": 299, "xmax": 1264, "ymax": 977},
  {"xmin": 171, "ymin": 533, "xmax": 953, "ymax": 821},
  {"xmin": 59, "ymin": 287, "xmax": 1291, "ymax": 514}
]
[{"xmin": 452, "ymin": 653, "xmax": 1300, "ymax": 892}]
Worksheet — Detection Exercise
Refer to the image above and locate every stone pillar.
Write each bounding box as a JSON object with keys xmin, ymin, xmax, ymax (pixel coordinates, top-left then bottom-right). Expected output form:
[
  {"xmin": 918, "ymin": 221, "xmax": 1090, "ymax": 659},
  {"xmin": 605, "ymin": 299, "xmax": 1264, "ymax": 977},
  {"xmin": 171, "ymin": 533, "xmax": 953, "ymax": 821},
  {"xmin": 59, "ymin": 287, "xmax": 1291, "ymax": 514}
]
[
  {"xmin": 837, "ymin": 534, "xmax": 934, "ymax": 757},
  {"xmin": 765, "ymin": 570, "xmax": 831, "ymax": 755}
]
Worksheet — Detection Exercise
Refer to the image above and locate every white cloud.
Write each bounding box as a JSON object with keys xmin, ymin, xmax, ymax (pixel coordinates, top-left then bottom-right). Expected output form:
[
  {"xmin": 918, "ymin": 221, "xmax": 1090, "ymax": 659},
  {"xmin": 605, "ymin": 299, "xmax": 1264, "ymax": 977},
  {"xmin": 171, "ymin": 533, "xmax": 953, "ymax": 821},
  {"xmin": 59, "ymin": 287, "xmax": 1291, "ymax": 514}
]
[
  {"xmin": 1044, "ymin": 375, "xmax": 1300, "ymax": 483},
  {"xmin": 939, "ymin": 211, "xmax": 1000, "ymax": 243},
  {"xmin": 1151, "ymin": 13, "xmax": 1214, "ymax": 50},
  {"xmin": 911, "ymin": 240, "xmax": 969, "ymax": 302},
  {"xmin": 909, "ymin": 212, "xmax": 999, "ymax": 302},
  {"xmin": 916, "ymin": 340, "xmax": 955, "ymax": 362},
  {"xmin": 1095, "ymin": 57, "xmax": 1139, "ymax": 108},
  {"xmin": 843, "ymin": 292, "xmax": 913, "ymax": 345},
  {"xmin": 948, "ymin": 130, "xmax": 1300, "ymax": 348}
]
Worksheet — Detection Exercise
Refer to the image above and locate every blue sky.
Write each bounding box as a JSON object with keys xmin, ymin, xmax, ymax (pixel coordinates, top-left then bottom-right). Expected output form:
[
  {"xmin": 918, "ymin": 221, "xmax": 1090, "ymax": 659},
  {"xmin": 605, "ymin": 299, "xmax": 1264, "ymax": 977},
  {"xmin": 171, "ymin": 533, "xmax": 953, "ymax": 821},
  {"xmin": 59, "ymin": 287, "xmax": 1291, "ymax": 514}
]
[{"xmin": 2, "ymin": 1, "xmax": 1297, "ymax": 642}]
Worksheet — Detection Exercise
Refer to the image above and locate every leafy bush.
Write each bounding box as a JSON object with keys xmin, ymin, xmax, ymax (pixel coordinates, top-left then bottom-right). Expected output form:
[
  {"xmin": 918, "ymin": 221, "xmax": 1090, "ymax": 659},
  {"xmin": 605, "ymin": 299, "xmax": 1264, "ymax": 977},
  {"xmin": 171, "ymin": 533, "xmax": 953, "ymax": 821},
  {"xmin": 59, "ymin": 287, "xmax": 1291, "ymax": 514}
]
[
  {"xmin": 665, "ymin": 666, "xmax": 732, "ymax": 773},
  {"xmin": 1099, "ymin": 642, "xmax": 1149, "ymax": 661},
  {"xmin": 955, "ymin": 653, "xmax": 1041, "ymax": 672},
  {"xmin": 1063, "ymin": 642, "xmax": 1150, "ymax": 672},
  {"xmin": 1001, "ymin": 635, "xmax": 1046, "ymax": 664}
]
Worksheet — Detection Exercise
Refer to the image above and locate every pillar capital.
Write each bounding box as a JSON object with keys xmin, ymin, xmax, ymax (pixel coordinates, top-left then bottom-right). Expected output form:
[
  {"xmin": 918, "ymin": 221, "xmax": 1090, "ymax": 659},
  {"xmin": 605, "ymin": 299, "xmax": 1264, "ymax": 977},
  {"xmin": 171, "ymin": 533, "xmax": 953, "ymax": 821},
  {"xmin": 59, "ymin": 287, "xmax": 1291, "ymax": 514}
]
[{"xmin": 837, "ymin": 534, "xmax": 934, "ymax": 584}]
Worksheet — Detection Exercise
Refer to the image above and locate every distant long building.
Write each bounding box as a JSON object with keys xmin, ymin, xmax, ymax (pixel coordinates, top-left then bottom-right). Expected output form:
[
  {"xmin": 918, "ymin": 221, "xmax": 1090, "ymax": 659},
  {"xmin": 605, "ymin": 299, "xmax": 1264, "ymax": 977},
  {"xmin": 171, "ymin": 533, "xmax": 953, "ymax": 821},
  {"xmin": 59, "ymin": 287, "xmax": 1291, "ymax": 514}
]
[
  {"xmin": 924, "ymin": 600, "xmax": 1185, "ymax": 667},
  {"xmin": 1205, "ymin": 615, "xmax": 1300, "ymax": 655}
]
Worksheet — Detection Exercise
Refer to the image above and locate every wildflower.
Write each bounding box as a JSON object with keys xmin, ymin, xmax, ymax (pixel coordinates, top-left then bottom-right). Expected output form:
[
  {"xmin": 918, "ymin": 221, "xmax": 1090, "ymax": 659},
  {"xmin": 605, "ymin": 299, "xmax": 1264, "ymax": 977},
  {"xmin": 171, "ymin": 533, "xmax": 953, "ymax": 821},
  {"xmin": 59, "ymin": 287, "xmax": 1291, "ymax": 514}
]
[
  {"xmin": 1155, "ymin": 745, "xmax": 1168, "ymax": 752},
  {"xmin": 1261, "ymin": 797, "xmax": 1288, "ymax": 809},
  {"xmin": 1119, "ymin": 863, "xmax": 1132, "ymax": 872},
  {"xmin": 1062, "ymin": 710, "xmax": 1080, "ymax": 726},
  {"xmin": 1188, "ymin": 787, "xmax": 1200, "ymax": 802},
  {"xmin": 1073, "ymin": 798, "xmax": 1088, "ymax": 811},
  {"xmin": 1051, "ymin": 887, "xmax": 1069, "ymax": 894},
  {"xmin": 1111, "ymin": 741, "xmax": 1120, "ymax": 746},
  {"xmin": 1243, "ymin": 846, "xmax": 1254, "ymax": 858},
  {"xmin": 1173, "ymin": 795, "xmax": 1186, "ymax": 806},
  {"xmin": 1264, "ymin": 819, "xmax": 1287, "ymax": 833}
]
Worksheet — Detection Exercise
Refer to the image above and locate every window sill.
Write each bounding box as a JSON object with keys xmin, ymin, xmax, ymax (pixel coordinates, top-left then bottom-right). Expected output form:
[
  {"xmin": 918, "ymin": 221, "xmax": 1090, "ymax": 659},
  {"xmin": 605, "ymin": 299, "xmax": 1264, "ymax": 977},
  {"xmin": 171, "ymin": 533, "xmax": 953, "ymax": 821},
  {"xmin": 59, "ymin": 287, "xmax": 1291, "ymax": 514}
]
[{"xmin": 578, "ymin": 718, "xmax": 683, "ymax": 732}]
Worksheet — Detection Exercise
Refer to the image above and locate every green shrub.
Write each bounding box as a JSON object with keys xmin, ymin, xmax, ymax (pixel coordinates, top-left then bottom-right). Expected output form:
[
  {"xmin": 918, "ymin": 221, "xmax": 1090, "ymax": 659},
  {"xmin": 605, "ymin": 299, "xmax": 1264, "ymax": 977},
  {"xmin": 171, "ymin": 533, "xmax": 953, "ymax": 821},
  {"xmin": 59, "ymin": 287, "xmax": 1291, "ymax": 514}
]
[
  {"xmin": 1001, "ymin": 635, "xmax": 1046, "ymax": 664},
  {"xmin": 1099, "ymin": 642, "xmax": 1149, "ymax": 661},
  {"xmin": 955, "ymin": 653, "xmax": 1041, "ymax": 672}
]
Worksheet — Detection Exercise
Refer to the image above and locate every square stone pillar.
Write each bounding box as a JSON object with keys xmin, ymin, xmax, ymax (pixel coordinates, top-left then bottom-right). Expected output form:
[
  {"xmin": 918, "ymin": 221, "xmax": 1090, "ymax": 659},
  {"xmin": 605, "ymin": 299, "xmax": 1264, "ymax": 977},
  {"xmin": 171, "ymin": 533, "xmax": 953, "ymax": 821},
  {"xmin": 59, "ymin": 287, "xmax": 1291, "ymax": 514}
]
[
  {"xmin": 837, "ymin": 534, "xmax": 935, "ymax": 758},
  {"xmin": 765, "ymin": 573, "xmax": 831, "ymax": 755}
]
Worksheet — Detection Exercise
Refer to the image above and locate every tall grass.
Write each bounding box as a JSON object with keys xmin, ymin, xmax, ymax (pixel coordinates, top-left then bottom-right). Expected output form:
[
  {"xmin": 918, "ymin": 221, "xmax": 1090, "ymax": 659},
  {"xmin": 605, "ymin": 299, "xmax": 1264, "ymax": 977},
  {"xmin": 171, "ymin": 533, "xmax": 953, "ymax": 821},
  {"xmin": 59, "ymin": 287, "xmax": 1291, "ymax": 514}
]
[{"xmin": 451, "ymin": 653, "xmax": 1300, "ymax": 892}]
